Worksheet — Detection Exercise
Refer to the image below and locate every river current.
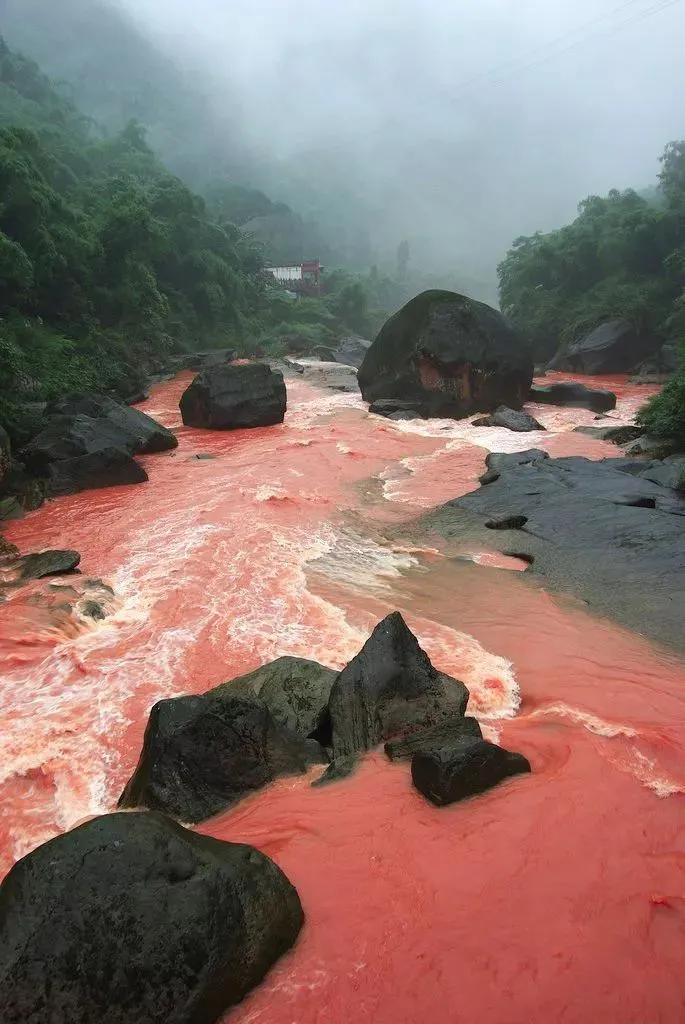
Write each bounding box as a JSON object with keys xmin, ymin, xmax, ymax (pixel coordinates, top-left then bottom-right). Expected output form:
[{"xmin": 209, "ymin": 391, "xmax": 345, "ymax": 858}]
[{"xmin": 1, "ymin": 370, "xmax": 684, "ymax": 1023}]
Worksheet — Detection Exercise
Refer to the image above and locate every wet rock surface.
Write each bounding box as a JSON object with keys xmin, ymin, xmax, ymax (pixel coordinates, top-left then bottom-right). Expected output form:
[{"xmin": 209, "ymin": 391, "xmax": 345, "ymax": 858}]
[
  {"xmin": 328, "ymin": 612, "xmax": 470, "ymax": 758},
  {"xmin": 180, "ymin": 363, "xmax": 287, "ymax": 429},
  {"xmin": 384, "ymin": 716, "xmax": 483, "ymax": 761},
  {"xmin": 358, "ymin": 290, "xmax": 533, "ymax": 419},
  {"xmin": 46, "ymin": 446, "xmax": 148, "ymax": 495},
  {"xmin": 311, "ymin": 754, "xmax": 359, "ymax": 787},
  {"xmin": 120, "ymin": 692, "xmax": 326, "ymax": 822},
  {"xmin": 228, "ymin": 656, "xmax": 337, "ymax": 740},
  {"xmin": 14, "ymin": 548, "xmax": 81, "ymax": 580},
  {"xmin": 0, "ymin": 811, "xmax": 303, "ymax": 1024},
  {"xmin": 46, "ymin": 393, "xmax": 177, "ymax": 455},
  {"xmin": 424, "ymin": 450, "xmax": 685, "ymax": 650},
  {"xmin": 548, "ymin": 319, "xmax": 658, "ymax": 374},
  {"xmin": 530, "ymin": 381, "xmax": 616, "ymax": 413},
  {"xmin": 412, "ymin": 738, "xmax": 531, "ymax": 806},
  {"xmin": 472, "ymin": 406, "xmax": 544, "ymax": 432}
]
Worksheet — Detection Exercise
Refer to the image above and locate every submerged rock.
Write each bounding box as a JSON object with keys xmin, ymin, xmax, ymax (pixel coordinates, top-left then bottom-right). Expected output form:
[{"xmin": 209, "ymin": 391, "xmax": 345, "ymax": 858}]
[
  {"xmin": 412, "ymin": 737, "xmax": 531, "ymax": 806},
  {"xmin": 530, "ymin": 382, "xmax": 616, "ymax": 413},
  {"xmin": 180, "ymin": 363, "xmax": 287, "ymax": 429},
  {"xmin": 473, "ymin": 406, "xmax": 544, "ymax": 432},
  {"xmin": 358, "ymin": 290, "xmax": 533, "ymax": 419},
  {"xmin": 0, "ymin": 811, "xmax": 303, "ymax": 1024},
  {"xmin": 328, "ymin": 611, "xmax": 470, "ymax": 758},
  {"xmin": 120, "ymin": 692, "xmax": 326, "ymax": 822},
  {"xmin": 548, "ymin": 319, "xmax": 658, "ymax": 374}
]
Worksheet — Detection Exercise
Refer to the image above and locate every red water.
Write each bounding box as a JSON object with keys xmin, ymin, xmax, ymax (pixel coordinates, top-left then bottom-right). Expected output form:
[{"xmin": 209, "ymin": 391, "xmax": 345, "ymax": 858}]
[{"xmin": 2, "ymin": 371, "xmax": 684, "ymax": 1023}]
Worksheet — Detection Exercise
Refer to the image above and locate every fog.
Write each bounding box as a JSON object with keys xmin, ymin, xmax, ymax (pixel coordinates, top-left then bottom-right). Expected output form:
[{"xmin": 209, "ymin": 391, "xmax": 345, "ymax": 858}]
[{"xmin": 21, "ymin": 0, "xmax": 685, "ymax": 297}]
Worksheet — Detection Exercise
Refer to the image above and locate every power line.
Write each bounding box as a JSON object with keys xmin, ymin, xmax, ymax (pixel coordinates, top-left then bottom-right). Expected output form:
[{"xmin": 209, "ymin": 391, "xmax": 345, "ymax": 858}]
[
  {"xmin": 450, "ymin": 0, "xmax": 683, "ymax": 102},
  {"xmin": 446, "ymin": 0, "xmax": 648, "ymax": 97}
]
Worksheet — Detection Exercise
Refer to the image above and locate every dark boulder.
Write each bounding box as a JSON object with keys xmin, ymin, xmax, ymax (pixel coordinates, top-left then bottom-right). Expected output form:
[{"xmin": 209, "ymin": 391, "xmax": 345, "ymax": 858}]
[
  {"xmin": 46, "ymin": 446, "xmax": 148, "ymax": 495},
  {"xmin": 473, "ymin": 406, "xmax": 545, "ymax": 432},
  {"xmin": 384, "ymin": 716, "xmax": 483, "ymax": 761},
  {"xmin": 412, "ymin": 737, "xmax": 531, "ymax": 806},
  {"xmin": 333, "ymin": 336, "xmax": 372, "ymax": 368},
  {"xmin": 328, "ymin": 611, "xmax": 470, "ymax": 758},
  {"xmin": 358, "ymin": 290, "xmax": 533, "ymax": 419},
  {"xmin": 21, "ymin": 414, "xmax": 132, "ymax": 472},
  {"xmin": 228, "ymin": 656, "xmax": 337, "ymax": 740},
  {"xmin": 46, "ymin": 393, "xmax": 177, "ymax": 454},
  {"xmin": 548, "ymin": 318, "xmax": 658, "ymax": 374},
  {"xmin": 15, "ymin": 549, "xmax": 81, "ymax": 580},
  {"xmin": 180, "ymin": 363, "xmax": 287, "ymax": 430},
  {"xmin": 530, "ymin": 381, "xmax": 616, "ymax": 414},
  {"xmin": 120, "ymin": 692, "xmax": 326, "ymax": 822},
  {"xmin": 311, "ymin": 755, "xmax": 359, "ymax": 787},
  {"xmin": 0, "ymin": 811, "xmax": 303, "ymax": 1024},
  {"xmin": 369, "ymin": 399, "xmax": 422, "ymax": 421}
]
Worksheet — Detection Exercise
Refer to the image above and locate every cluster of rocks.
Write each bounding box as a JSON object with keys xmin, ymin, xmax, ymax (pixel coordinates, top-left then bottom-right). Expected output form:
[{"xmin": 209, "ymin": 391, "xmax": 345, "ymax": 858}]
[
  {"xmin": 120, "ymin": 612, "xmax": 530, "ymax": 820},
  {"xmin": 0, "ymin": 359, "xmax": 292, "ymax": 524},
  {"xmin": 10, "ymin": 393, "xmax": 177, "ymax": 502},
  {"xmin": 0, "ymin": 613, "xmax": 529, "ymax": 1023}
]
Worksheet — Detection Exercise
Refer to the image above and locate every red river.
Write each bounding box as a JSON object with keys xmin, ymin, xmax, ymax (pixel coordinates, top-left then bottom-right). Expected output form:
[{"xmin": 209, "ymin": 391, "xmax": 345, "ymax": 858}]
[{"xmin": 2, "ymin": 371, "xmax": 684, "ymax": 1023}]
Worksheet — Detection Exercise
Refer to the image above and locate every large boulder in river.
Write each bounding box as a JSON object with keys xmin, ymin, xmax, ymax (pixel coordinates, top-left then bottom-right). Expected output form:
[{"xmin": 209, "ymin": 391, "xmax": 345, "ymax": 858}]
[
  {"xmin": 0, "ymin": 811, "xmax": 303, "ymax": 1024},
  {"xmin": 530, "ymin": 381, "xmax": 616, "ymax": 413},
  {"xmin": 412, "ymin": 737, "xmax": 531, "ymax": 806},
  {"xmin": 46, "ymin": 393, "xmax": 177, "ymax": 454},
  {"xmin": 120, "ymin": 691, "xmax": 326, "ymax": 822},
  {"xmin": 328, "ymin": 611, "xmax": 470, "ymax": 758},
  {"xmin": 180, "ymin": 363, "xmax": 287, "ymax": 430},
  {"xmin": 358, "ymin": 290, "xmax": 533, "ymax": 419},
  {"xmin": 548, "ymin": 318, "xmax": 658, "ymax": 374}
]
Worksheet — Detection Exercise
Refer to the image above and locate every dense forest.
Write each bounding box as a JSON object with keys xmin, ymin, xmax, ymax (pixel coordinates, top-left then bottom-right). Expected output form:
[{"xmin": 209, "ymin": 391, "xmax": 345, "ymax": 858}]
[
  {"xmin": 498, "ymin": 142, "xmax": 685, "ymax": 361},
  {"xmin": 498, "ymin": 140, "xmax": 685, "ymax": 437},
  {"xmin": 0, "ymin": 36, "xmax": 412, "ymax": 442}
]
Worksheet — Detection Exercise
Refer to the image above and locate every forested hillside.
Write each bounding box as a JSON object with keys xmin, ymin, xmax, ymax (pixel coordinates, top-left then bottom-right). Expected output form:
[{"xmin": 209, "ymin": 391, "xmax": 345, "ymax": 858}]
[
  {"xmin": 0, "ymin": 37, "xmax": 271, "ymax": 434},
  {"xmin": 498, "ymin": 142, "xmax": 685, "ymax": 362}
]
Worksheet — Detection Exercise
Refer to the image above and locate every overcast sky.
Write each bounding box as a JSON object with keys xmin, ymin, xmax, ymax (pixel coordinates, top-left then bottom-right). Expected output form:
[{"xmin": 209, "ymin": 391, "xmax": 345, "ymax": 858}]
[{"xmin": 118, "ymin": 0, "xmax": 685, "ymax": 288}]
